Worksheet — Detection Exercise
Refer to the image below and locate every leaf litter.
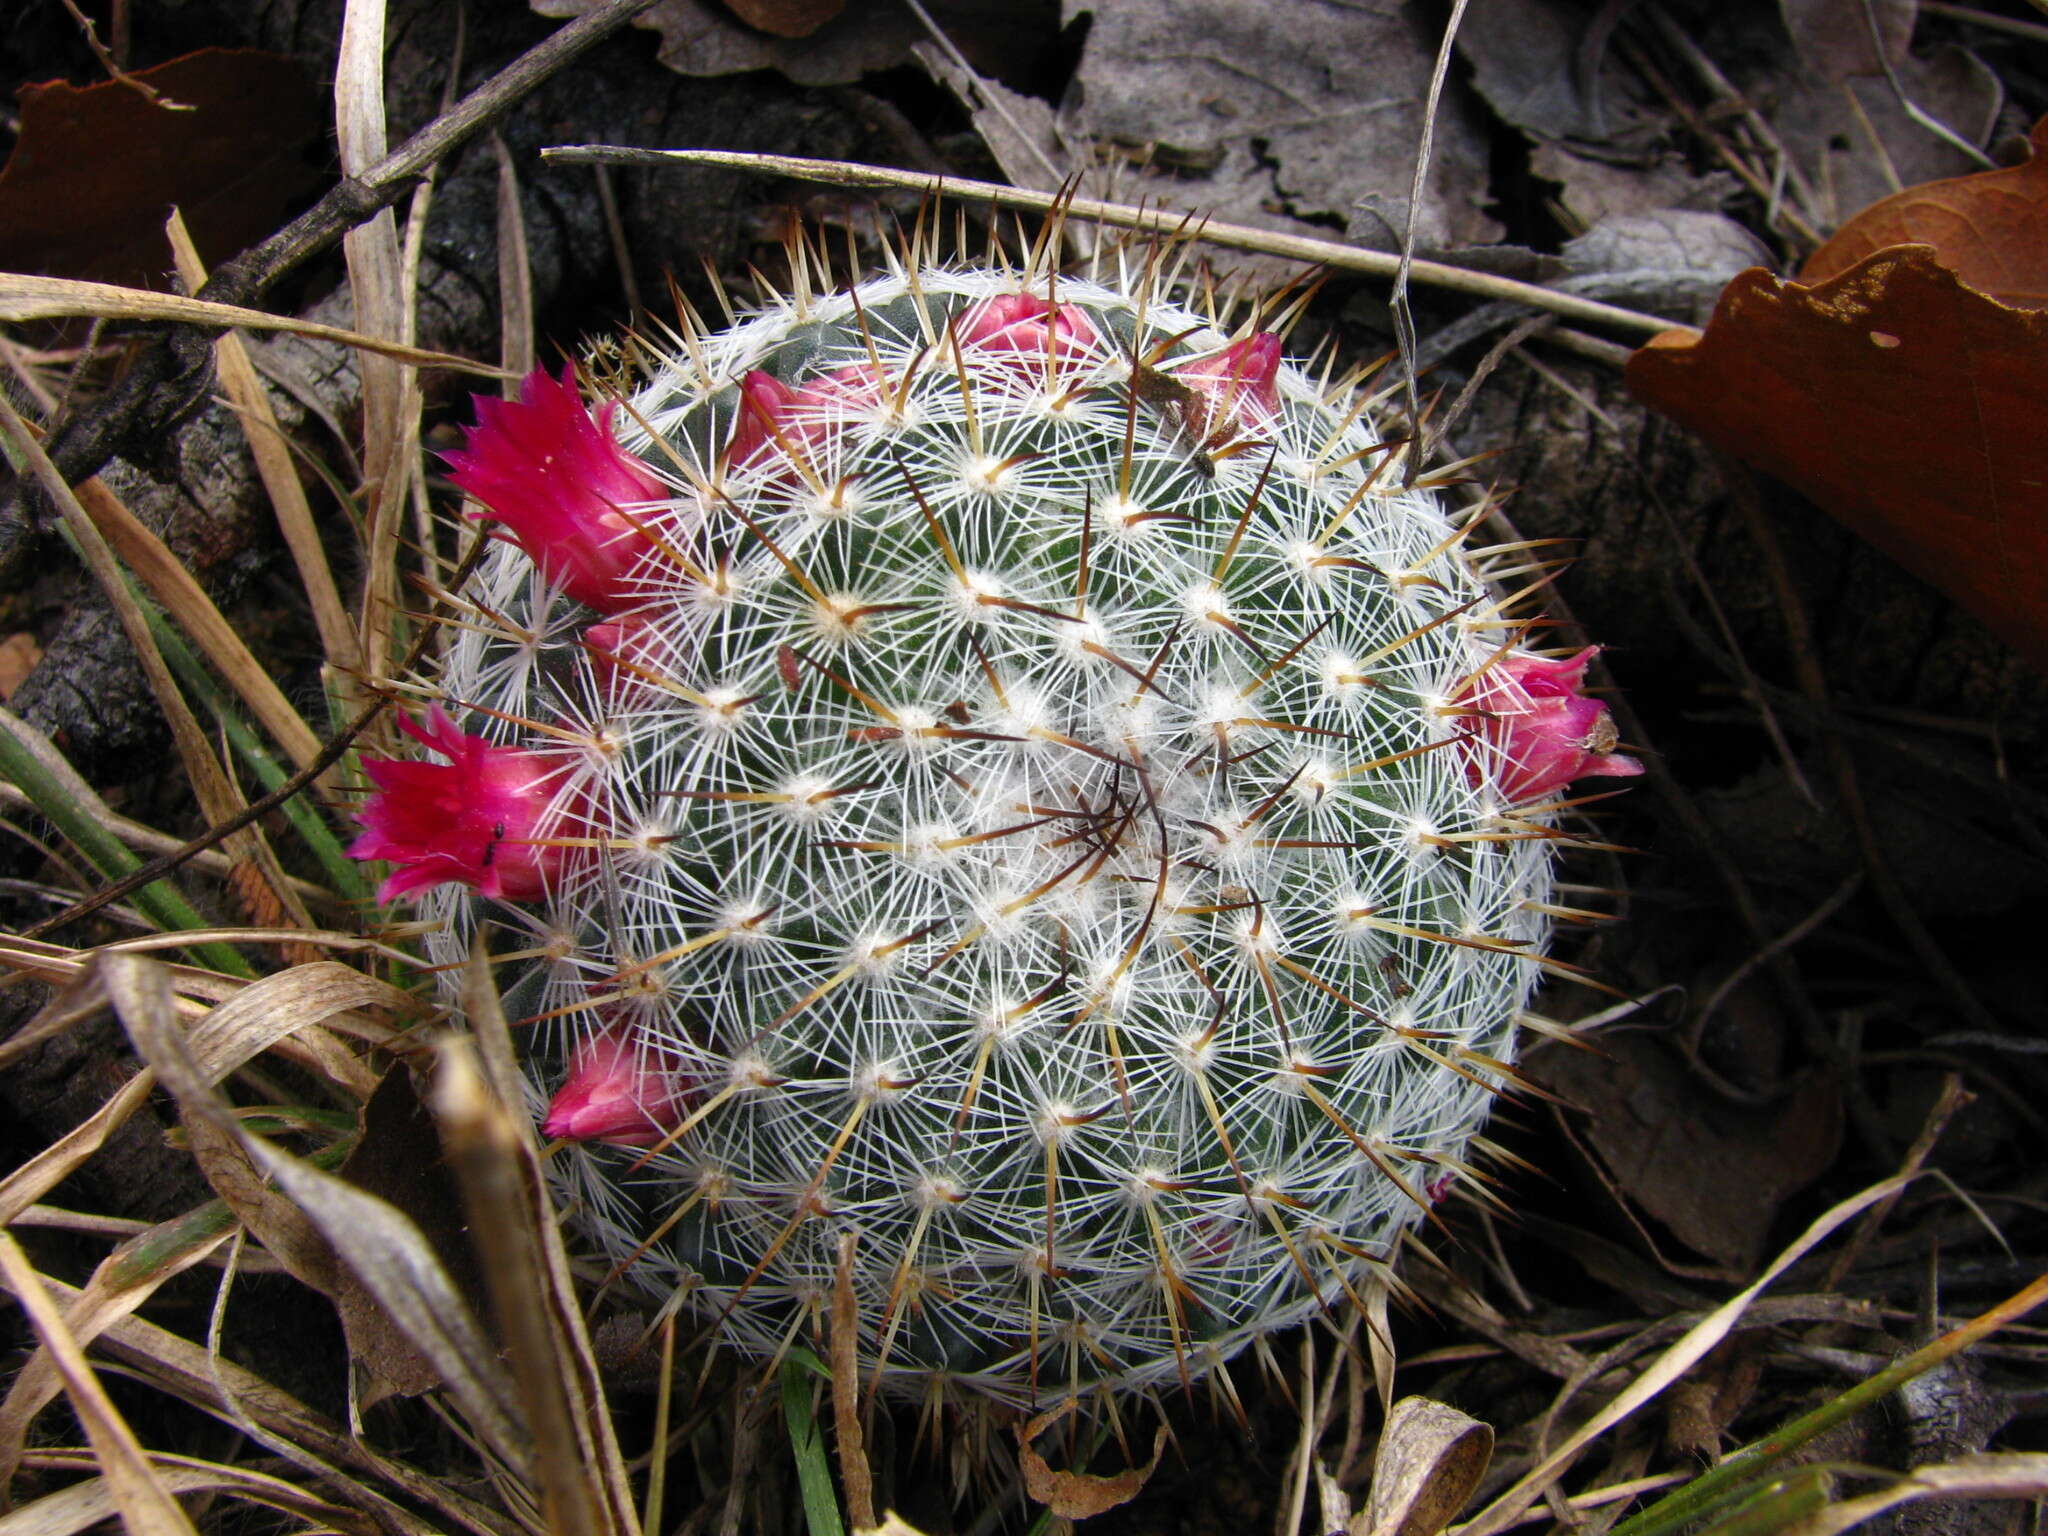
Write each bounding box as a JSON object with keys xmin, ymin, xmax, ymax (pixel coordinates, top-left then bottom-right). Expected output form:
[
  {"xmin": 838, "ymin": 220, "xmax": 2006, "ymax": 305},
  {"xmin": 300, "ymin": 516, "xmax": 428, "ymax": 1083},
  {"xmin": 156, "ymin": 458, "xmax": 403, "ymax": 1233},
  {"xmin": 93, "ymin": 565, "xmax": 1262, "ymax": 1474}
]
[{"xmin": 2, "ymin": 1, "xmax": 2047, "ymax": 1535}]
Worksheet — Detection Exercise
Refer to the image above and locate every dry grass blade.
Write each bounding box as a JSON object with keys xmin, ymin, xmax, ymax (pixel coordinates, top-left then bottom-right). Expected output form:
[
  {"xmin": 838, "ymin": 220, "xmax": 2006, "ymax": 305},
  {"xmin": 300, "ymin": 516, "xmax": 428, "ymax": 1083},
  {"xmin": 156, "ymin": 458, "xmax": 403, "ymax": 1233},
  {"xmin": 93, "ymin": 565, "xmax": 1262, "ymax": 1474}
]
[
  {"xmin": 0, "ymin": 391, "xmax": 309, "ymax": 936},
  {"xmin": 97, "ymin": 950, "xmax": 536, "ymax": 1478},
  {"xmin": 492, "ymin": 134, "xmax": 537, "ymax": 388},
  {"xmin": 32, "ymin": 1272, "xmax": 514, "ymax": 1536},
  {"xmin": 164, "ymin": 210, "xmax": 362, "ymax": 707},
  {"xmin": 829, "ymin": 1231, "xmax": 875, "ymax": 1532},
  {"xmin": 451, "ymin": 948, "xmax": 641, "ymax": 1531},
  {"xmin": 0, "ymin": 956, "xmax": 400, "ymax": 1233},
  {"xmin": 100, "ymin": 955, "xmax": 341, "ymax": 1296},
  {"xmin": 0, "ymin": 933, "xmax": 239, "ymax": 1002},
  {"xmin": 71, "ymin": 470, "xmax": 324, "ymax": 776},
  {"xmin": 183, "ymin": 957, "xmax": 406, "ymax": 1098},
  {"xmin": 0, "ymin": 273, "xmax": 503, "ymax": 371},
  {"xmin": 539, "ymin": 147, "xmax": 1687, "ymax": 339},
  {"xmin": 0, "ymin": 1074, "xmax": 156, "ymax": 1228},
  {"xmin": 1780, "ymin": 1452, "xmax": 2048, "ymax": 1536},
  {"xmin": 0, "ymin": 1232, "xmax": 199, "ymax": 1536},
  {"xmin": 434, "ymin": 1037, "xmax": 626, "ymax": 1536},
  {"xmin": 0, "ymin": 1221, "xmax": 234, "ymax": 1489},
  {"xmin": 336, "ymin": 0, "xmax": 427, "ymax": 719},
  {"xmin": 1454, "ymin": 1173, "xmax": 1914, "ymax": 1536},
  {"xmin": 0, "ymin": 1451, "xmax": 369, "ymax": 1536}
]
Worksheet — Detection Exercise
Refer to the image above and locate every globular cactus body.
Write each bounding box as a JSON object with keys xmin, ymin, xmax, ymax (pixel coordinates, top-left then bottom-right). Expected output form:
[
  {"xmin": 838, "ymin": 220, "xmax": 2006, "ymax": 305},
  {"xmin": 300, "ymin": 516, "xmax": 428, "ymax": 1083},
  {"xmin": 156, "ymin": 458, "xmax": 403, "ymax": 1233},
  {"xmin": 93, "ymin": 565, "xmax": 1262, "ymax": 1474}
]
[{"xmin": 366, "ymin": 248, "xmax": 1638, "ymax": 1404}]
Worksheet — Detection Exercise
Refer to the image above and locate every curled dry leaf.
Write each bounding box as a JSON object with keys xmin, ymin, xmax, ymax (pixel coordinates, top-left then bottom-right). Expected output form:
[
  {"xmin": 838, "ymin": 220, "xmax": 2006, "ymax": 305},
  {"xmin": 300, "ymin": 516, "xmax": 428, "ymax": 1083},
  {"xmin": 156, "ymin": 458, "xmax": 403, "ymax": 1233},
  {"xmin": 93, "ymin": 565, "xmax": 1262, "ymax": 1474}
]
[
  {"xmin": 1014, "ymin": 1398, "xmax": 1169, "ymax": 1520},
  {"xmin": 1356, "ymin": 1397, "xmax": 1493, "ymax": 1536},
  {"xmin": 1627, "ymin": 118, "xmax": 2048, "ymax": 673}
]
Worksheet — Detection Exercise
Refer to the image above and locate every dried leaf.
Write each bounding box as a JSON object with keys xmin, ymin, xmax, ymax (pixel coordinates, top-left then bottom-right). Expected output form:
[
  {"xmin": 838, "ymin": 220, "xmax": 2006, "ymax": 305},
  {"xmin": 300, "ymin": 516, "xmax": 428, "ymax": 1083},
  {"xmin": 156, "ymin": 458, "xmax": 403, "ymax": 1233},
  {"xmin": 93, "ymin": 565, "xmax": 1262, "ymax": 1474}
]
[
  {"xmin": 1014, "ymin": 1398, "xmax": 1168, "ymax": 1520},
  {"xmin": 726, "ymin": 0, "xmax": 845, "ymax": 38},
  {"xmin": 1069, "ymin": 0, "xmax": 1499, "ymax": 260},
  {"xmin": 1355, "ymin": 1397, "xmax": 1492, "ymax": 1536},
  {"xmin": 1626, "ymin": 247, "xmax": 2048, "ymax": 673},
  {"xmin": 912, "ymin": 41, "xmax": 1068, "ymax": 194},
  {"xmin": 331, "ymin": 1065, "xmax": 483, "ymax": 1405},
  {"xmin": 1457, "ymin": 0, "xmax": 1648, "ymax": 143},
  {"xmin": 0, "ymin": 49, "xmax": 322, "ymax": 292},
  {"xmin": 1767, "ymin": 44, "xmax": 2001, "ymax": 229},
  {"xmin": 532, "ymin": 0, "xmax": 1019, "ymax": 87},
  {"xmin": 0, "ymin": 632, "xmax": 41, "ymax": 701},
  {"xmin": 1803, "ymin": 115, "xmax": 2048, "ymax": 306},
  {"xmin": 1781, "ymin": 0, "xmax": 1915, "ymax": 80},
  {"xmin": 1531, "ymin": 1036, "xmax": 1841, "ymax": 1270}
]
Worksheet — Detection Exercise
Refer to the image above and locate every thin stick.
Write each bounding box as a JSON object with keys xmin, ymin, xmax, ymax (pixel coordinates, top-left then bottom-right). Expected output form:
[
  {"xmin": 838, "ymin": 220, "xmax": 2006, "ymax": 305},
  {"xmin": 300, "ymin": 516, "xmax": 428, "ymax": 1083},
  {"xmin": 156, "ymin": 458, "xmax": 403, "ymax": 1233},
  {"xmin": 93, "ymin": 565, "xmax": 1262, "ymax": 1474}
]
[{"xmin": 541, "ymin": 147, "xmax": 1688, "ymax": 339}]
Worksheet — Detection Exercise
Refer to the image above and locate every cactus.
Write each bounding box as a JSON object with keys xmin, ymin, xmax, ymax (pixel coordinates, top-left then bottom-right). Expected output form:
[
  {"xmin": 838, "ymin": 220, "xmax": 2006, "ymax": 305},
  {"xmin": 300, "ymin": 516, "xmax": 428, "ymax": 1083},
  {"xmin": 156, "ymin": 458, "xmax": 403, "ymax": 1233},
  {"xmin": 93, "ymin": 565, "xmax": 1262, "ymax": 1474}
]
[{"xmin": 359, "ymin": 239, "xmax": 1639, "ymax": 1406}]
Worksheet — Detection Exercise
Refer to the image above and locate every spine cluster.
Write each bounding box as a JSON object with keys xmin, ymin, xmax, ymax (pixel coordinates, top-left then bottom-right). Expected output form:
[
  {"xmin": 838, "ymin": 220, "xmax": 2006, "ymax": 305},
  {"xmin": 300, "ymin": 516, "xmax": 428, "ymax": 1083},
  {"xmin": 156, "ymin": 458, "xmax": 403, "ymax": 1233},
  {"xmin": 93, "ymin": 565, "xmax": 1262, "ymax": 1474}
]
[{"xmin": 356, "ymin": 239, "xmax": 1638, "ymax": 1405}]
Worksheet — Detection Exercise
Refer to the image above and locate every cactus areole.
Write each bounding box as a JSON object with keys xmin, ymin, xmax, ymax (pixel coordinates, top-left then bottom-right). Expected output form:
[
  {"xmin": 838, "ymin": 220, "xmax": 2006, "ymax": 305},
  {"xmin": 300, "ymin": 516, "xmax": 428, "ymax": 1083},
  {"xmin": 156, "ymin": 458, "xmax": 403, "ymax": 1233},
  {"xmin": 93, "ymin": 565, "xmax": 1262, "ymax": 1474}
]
[{"xmin": 363, "ymin": 253, "xmax": 1640, "ymax": 1404}]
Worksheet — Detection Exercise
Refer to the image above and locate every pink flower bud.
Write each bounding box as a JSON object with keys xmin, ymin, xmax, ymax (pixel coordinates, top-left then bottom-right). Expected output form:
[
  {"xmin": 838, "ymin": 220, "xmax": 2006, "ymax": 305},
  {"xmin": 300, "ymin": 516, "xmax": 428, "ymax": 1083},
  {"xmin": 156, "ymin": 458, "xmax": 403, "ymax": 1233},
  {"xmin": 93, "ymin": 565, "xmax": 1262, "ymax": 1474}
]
[
  {"xmin": 445, "ymin": 367, "xmax": 666, "ymax": 614},
  {"xmin": 1459, "ymin": 647, "xmax": 1644, "ymax": 805},
  {"xmin": 350, "ymin": 705, "xmax": 576, "ymax": 903},
  {"xmin": 543, "ymin": 1030, "xmax": 693, "ymax": 1148},
  {"xmin": 953, "ymin": 293, "xmax": 1101, "ymax": 367},
  {"xmin": 726, "ymin": 363, "xmax": 888, "ymax": 470},
  {"xmin": 1177, "ymin": 333, "xmax": 1282, "ymax": 424},
  {"xmin": 727, "ymin": 371, "xmax": 804, "ymax": 467}
]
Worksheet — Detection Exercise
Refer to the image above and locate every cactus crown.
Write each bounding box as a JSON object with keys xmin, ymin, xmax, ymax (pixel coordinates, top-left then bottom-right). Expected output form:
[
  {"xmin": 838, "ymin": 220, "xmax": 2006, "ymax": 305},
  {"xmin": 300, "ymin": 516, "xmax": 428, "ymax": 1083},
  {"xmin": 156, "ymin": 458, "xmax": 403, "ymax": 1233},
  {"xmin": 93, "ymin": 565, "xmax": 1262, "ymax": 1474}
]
[{"xmin": 375, "ymin": 233, "xmax": 1637, "ymax": 1406}]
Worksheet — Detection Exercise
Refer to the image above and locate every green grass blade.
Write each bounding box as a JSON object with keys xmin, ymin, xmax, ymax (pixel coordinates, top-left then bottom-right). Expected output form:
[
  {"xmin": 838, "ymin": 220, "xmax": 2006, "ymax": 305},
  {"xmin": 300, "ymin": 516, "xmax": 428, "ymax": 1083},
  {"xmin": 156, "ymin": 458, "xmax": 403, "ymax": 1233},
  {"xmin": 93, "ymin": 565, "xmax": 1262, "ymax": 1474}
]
[
  {"xmin": 148, "ymin": 614, "xmax": 370, "ymax": 901},
  {"xmin": 1610, "ymin": 1271, "xmax": 2048, "ymax": 1536},
  {"xmin": 782, "ymin": 1356, "xmax": 846, "ymax": 1536},
  {"xmin": 0, "ymin": 709, "xmax": 253, "ymax": 977}
]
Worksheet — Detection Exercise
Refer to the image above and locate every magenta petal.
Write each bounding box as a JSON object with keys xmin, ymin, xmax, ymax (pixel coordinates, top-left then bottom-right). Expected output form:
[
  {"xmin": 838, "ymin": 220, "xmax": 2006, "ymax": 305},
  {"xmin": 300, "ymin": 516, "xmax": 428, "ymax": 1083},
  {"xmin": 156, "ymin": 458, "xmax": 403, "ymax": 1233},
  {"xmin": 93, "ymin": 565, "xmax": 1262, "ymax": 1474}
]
[
  {"xmin": 351, "ymin": 707, "xmax": 578, "ymax": 903},
  {"xmin": 1458, "ymin": 647, "xmax": 1644, "ymax": 804},
  {"xmin": 446, "ymin": 366, "xmax": 666, "ymax": 614}
]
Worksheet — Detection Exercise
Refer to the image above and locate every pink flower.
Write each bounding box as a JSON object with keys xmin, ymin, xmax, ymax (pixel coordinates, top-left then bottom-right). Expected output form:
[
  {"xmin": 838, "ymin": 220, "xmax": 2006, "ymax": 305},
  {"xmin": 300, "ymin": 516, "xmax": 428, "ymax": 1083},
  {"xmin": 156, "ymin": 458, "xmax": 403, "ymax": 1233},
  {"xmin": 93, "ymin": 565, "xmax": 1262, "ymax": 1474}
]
[
  {"xmin": 351, "ymin": 706, "xmax": 575, "ymax": 903},
  {"xmin": 543, "ymin": 1030, "xmax": 693, "ymax": 1148},
  {"xmin": 444, "ymin": 366, "xmax": 666, "ymax": 614},
  {"xmin": 726, "ymin": 364, "xmax": 887, "ymax": 469},
  {"xmin": 1176, "ymin": 333, "xmax": 1282, "ymax": 425},
  {"xmin": 953, "ymin": 293, "xmax": 1101, "ymax": 367},
  {"xmin": 1459, "ymin": 648, "xmax": 1644, "ymax": 805}
]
